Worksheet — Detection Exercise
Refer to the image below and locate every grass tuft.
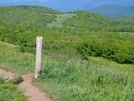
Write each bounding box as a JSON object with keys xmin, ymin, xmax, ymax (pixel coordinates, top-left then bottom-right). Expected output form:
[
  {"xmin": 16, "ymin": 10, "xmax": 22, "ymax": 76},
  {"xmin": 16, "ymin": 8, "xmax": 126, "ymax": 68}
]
[{"xmin": 0, "ymin": 77, "xmax": 27, "ymax": 101}]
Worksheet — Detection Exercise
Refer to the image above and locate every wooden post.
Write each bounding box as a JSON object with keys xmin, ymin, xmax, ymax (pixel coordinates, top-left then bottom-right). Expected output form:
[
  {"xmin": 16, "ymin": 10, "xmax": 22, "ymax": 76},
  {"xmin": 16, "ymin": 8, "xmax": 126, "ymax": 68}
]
[{"xmin": 35, "ymin": 36, "xmax": 43, "ymax": 78}]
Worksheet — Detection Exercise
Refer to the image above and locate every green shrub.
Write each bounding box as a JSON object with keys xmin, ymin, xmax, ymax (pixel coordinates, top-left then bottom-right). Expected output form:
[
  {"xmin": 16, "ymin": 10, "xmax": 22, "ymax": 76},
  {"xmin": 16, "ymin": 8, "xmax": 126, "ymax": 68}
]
[
  {"xmin": 76, "ymin": 38, "xmax": 134, "ymax": 64},
  {"xmin": 20, "ymin": 46, "xmax": 25, "ymax": 53}
]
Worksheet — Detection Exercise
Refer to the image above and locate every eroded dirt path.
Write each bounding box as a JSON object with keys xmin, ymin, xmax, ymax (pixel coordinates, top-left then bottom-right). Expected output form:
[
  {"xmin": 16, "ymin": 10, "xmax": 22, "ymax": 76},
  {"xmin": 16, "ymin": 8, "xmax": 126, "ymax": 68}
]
[{"xmin": 0, "ymin": 68, "xmax": 53, "ymax": 101}]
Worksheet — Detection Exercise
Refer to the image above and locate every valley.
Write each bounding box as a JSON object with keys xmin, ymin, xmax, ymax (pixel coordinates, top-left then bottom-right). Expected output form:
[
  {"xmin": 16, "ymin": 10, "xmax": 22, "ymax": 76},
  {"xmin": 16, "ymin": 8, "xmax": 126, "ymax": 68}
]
[{"xmin": 0, "ymin": 5, "xmax": 134, "ymax": 101}]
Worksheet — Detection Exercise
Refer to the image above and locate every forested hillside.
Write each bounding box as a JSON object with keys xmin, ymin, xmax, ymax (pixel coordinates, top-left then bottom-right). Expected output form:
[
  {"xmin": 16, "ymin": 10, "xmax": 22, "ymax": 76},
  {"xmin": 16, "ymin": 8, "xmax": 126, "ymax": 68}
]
[
  {"xmin": 63, "ymin": 10, "xmax": 134, "ymax": 32},
  {"xmin": 0, "ymin": 5, "xmax": 62, "ymax": 27},
  {"xmin": 63, "ymin": 10, "xmax": 113, "ymax": 31},
  {"xmin": 113, "ymin": 16, "xmax": 134, "ymax": 25}
]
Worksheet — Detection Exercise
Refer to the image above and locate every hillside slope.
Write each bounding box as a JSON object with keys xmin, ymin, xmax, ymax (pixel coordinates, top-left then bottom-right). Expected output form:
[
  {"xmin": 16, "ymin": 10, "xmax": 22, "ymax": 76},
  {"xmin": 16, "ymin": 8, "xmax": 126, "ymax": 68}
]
[
  {"xmin": 89, "ymin": 4, "xmax": 134, "ymax": 18},
  {"xmin": 113, "ymin": 16, "xmax": 134, "ymax": 25},
  {"xmin": 63, "ymin": 10, "xmax": 113, "ymax": 30},
  {"xmin": 48, "ymin": 13, "xmax": 77, "ymax": 28}
]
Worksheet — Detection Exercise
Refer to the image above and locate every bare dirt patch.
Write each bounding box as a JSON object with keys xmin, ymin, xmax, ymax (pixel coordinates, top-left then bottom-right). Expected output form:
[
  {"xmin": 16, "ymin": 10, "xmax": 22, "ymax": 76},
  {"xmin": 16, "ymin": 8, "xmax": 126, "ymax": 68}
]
[{"xmin": 0, "ymin": 68, "xmax": 16, "ymax": 79}]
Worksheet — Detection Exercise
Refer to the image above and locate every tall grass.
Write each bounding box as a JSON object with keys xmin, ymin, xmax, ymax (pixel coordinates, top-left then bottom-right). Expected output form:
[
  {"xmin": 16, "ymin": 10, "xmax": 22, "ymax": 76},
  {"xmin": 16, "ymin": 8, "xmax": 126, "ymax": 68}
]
[
  {"xmin": 0, "ymin": 41, "xmax": 134, "ymax": 101},
  {"xmin": 88, "ymin": 56, "xmax": 134, "ymax": 78},
  {"xmin": 36, "ymin": 55, "xmax": 134, "ymax": 101},
  {"xmin": 0, "ymin": 41, "xmax": 35, "ymax": 74}
]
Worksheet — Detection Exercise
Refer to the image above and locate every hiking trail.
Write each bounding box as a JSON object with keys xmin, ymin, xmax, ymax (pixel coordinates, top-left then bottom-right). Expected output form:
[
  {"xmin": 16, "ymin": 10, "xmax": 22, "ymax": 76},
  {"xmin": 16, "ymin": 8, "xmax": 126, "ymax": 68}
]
[{"xmin": 0, "ymin": 68, "xmax": 54, "ymax": 101}]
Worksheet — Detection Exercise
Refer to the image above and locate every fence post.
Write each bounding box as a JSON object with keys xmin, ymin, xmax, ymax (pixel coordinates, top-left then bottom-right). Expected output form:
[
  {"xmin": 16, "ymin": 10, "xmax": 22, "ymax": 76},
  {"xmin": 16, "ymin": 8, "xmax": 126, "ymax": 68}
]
[{"xmin": 35, "ymin": 36, "xmax": 43, "ymax": 78}]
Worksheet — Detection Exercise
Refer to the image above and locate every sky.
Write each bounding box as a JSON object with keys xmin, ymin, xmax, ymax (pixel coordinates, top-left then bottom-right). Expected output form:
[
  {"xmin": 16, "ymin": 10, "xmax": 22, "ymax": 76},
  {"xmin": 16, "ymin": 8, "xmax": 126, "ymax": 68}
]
[
  {"xmin": 0, "ymin": 0, "xmax": 50, "ymax": 3},
  {"xmin": 0, "ymin": 0, "xmax": 134, "ymax": 11},
  {"xmin": 0, "ymin": 0, "xmax": 133, "ymax": 4}
]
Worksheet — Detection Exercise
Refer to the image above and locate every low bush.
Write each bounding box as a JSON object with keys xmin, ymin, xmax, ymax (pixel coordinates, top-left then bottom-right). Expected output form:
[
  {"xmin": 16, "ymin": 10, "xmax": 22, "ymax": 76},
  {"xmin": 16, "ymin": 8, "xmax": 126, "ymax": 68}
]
[{"xmin": 76, "ymin": 38, "xmax": 134, "ymax": 64}]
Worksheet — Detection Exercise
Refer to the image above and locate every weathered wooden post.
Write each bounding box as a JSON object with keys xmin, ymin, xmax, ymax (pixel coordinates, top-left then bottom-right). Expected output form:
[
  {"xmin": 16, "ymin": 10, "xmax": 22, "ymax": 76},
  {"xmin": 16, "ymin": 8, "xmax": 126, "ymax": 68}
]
[{"xmin": 35, "ymin": 36, "xmax": 43, "ymax": 78}]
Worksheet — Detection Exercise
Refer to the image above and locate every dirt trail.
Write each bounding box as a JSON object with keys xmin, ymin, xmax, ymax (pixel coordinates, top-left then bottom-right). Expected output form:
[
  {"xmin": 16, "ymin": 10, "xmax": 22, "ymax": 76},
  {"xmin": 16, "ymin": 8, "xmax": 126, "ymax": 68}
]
[
  {"xmin": 0, "ymin": 68, "xmax": 53, "ymax": 101},
  {"xmin": 0, "ymin": 69, "xmax": 16, "ymax": 79}
]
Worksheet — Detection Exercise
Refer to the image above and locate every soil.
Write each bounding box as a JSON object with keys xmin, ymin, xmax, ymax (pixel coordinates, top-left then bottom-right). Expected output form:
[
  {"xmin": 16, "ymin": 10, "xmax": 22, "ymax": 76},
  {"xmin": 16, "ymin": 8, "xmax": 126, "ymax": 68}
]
[{"xmin": 0, "ymin": 68, "xmax": 53, "ymax": 101}]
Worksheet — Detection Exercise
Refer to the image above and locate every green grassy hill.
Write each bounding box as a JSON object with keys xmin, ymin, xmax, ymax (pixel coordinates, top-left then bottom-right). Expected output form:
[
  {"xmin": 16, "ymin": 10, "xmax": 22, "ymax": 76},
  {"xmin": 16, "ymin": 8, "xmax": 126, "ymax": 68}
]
[
  {"xmin": 0, "ymin": 5, "xmax": 77, "ymax": 28},
  {"xmin": 48, "ymin": 13, "xmax": 77, "ymax": 28},
  {"xmin": 63, "ymin": 10, "xmax": 113, "ymax": 30},
  {"xmin": 0, "ymin": 5, "xmax": 134, "ymax": 101}
]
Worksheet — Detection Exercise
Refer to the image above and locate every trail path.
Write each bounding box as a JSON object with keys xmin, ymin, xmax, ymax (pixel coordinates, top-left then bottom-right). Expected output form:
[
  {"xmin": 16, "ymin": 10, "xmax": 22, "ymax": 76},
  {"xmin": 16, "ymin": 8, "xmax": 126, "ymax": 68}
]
[{"xmin": 0, "ymin": 68, "xmax": 53, "ymax": 101}]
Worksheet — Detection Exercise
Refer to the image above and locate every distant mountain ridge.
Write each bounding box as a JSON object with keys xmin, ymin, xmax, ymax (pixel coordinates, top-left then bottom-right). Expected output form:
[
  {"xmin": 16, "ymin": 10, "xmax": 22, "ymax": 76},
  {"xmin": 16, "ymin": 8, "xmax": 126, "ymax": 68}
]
[
  {"xmin": 88, "ymin": 4, "xmax": 134, "ymax": 18},
  {"xmin": 0, "ymin": 0, "xmax": 134, "ymax": 12}
]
